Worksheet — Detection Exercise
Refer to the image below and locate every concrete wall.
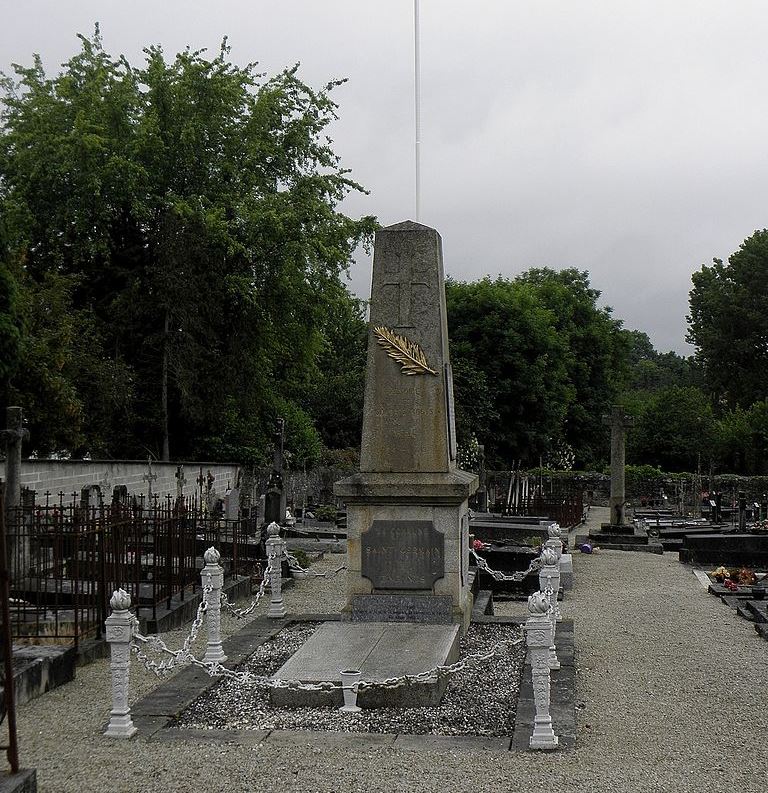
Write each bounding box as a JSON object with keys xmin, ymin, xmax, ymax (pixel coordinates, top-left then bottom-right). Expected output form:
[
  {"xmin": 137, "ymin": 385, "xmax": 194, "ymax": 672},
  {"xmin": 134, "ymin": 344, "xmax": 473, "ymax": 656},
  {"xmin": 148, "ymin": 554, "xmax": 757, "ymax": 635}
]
[{"xmin": 0, "ymin": 459, "xmax": 240, "ymax": 504}]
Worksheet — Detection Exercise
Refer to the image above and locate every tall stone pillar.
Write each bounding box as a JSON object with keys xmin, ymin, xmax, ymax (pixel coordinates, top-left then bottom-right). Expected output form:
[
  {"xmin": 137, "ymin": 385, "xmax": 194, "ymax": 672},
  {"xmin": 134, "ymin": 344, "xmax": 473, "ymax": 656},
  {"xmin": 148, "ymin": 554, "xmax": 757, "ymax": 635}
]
[
  {"xmin": 2, "ymin": 407, "xmax": 28, "ymax": 581},
  {"xmin": 602, "ymin": 406, "xmax": 634, "ymax": 528},
  {"xmin": 335, "ymin": 221, "xmax": 477, "ymax": 629}
]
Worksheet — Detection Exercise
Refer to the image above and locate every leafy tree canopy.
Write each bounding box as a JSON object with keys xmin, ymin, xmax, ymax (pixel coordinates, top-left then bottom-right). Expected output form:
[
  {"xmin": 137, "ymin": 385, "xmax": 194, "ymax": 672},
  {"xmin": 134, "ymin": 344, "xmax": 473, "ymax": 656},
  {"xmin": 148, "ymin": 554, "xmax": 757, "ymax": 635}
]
[
  {"xmin": 688, "ymin": 229, "xmax": 768, "ymax": 408},
  {"xmin": 0, "ymin": 28, "xmax": 375, "ymax": 464}
]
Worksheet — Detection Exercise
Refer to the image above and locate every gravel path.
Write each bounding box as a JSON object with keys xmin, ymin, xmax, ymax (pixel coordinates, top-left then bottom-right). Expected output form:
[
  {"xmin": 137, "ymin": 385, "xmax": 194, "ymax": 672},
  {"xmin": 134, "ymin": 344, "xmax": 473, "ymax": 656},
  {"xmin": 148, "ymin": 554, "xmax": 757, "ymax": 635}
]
[{"xmin": 11, "ymin": 508, "xmax": 768, "ymax": 792}]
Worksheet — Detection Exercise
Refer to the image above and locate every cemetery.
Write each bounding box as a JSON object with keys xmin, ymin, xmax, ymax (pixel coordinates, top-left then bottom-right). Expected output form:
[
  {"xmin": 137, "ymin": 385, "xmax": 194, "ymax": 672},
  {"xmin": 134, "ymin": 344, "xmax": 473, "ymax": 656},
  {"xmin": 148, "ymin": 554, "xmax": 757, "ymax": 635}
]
[
  {"xmin": 3, "ymin": 9, "xmax": 768, "ymax": 793},
  {"xmin": 2, "ymin": 217, "xmax": 768, "ymax": 793}
]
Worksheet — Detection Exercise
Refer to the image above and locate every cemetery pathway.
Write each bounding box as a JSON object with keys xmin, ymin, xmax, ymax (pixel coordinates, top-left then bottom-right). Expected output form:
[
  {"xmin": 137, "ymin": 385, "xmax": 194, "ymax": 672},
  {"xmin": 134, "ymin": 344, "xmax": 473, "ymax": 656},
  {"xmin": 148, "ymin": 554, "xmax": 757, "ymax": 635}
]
[{"xmin": 10, "ymin": 507, "xmax": 768, "ymax": 793}]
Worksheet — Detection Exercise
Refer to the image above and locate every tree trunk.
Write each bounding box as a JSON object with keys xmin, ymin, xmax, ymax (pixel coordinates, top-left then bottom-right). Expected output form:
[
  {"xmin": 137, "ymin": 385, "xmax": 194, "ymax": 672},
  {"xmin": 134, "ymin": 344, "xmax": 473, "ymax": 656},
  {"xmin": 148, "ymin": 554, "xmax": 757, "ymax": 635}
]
[{"xmin": 161, "ymin": 309, "xmax": 170, "ymax": 461}]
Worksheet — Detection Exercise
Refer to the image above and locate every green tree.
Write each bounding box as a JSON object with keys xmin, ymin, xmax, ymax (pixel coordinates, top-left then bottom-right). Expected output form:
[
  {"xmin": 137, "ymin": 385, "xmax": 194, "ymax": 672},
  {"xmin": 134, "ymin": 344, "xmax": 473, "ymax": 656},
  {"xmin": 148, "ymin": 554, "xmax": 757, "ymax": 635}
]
[
  {"xmin": 688, "ymin": 230, "xmax": 768, "ymax": 408},
  {"xmin": 446, "ymin": 276, "xmax": 570, "ymax": 468},
  {"xmin": 0, "ymin": 258, "xmax": 22, "ymax": 411},
  {"xmin": 302, "ymin": 288, "xmax": 368, "ymax": 452},
  {"xmin": 0, "ymin": 30, "xmax": 375, "ymax": 461},
  {"xmin": 516, "ymin": 268, "xmax": 629, "ymax": 468},
  {"xmin": 630, "ymin": 386, "xmax": 715, "ymax": 472}
]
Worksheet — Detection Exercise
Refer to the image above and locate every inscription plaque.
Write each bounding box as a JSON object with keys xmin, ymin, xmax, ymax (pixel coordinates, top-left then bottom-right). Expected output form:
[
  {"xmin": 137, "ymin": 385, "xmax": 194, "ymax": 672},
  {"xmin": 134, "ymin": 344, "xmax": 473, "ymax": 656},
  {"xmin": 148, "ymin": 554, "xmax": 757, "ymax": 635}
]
[{"xmin": 361, "ymin": 520, "xmax": 445, "ymax": 590}]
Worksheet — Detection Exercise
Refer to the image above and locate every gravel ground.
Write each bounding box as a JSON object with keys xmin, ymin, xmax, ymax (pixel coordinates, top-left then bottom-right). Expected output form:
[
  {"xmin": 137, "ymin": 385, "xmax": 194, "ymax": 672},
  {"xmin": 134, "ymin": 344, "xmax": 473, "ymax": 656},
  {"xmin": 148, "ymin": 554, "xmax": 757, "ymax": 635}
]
[
  {"xmin": 176, "ymin": 621, "xmax": 524, "ymax": 736},
  {"xmin": 10, "ymin": 507, "xmax": 768, "ymax": 793}
]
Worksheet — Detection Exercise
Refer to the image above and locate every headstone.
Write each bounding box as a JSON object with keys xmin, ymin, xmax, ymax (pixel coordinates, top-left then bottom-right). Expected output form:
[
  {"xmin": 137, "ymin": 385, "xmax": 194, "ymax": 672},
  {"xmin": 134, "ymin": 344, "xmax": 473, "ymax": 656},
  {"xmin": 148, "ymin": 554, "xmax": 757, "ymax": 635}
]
[
  {"xmin": 336, "ymin": 221, "xmax": 477, "ymax": 627},
  {"xmin": 602, "ymin": 406, "xmax": 634, "ymax": 528},
  {"xmin": 224, "ymin": 487, "xmax": 240, "ymax": 521}
]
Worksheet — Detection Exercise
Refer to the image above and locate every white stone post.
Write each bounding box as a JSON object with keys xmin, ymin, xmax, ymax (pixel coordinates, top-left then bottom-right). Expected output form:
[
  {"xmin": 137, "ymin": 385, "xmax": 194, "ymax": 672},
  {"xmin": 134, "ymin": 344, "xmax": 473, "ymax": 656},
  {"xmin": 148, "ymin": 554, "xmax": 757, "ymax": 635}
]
[
  {"xmin": 265, "ymin": 522, "xmax": 286, "ymax": 619},
  {"xmin": 539, "ymin": 547, "xmax": 560, "ymax": 669},
  {"xmin": 104, "ymin": 589, "xmax": 138, "ymax": 739},
  {"xmin": 523, "ymin": 592, "xmax": 558, "ymax": 750},
  {"xmin": 202, "ymin": 547, "xmax": 227, "ymax": 664}
]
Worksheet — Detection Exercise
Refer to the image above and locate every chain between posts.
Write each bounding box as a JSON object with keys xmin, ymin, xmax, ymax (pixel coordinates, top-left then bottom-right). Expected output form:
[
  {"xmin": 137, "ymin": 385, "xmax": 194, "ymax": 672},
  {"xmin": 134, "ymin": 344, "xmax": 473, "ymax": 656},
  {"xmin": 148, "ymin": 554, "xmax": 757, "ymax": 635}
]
[
  {"xmin": 471, "ymin": 548, "xmax": 542, "ymax": 582},
  {"xmin": 129, "ymin": 544, "xmax": 522, "ymax": 691},
  {"xmin": 220, "ymin": 554, "xmax": 274, "ymax": 619},
  {"xmin": 131, "ymin": 573, "xmax": 213, "ymax": 674},
  {"xmin": 183, "ymin": 634, "xmax": 525, "ymax": 692},
  {"xmin": 283, "ymin": 550, "xmax": 347, "ymax": 579}
]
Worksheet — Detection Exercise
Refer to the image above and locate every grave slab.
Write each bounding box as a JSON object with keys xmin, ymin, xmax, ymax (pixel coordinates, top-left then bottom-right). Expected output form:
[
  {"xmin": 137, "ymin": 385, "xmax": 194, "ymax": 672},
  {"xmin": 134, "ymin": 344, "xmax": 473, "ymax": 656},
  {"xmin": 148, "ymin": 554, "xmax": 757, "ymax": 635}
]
[{"xmin": 270, "ymin": 621, "xmax": 460, "ymax": 708}]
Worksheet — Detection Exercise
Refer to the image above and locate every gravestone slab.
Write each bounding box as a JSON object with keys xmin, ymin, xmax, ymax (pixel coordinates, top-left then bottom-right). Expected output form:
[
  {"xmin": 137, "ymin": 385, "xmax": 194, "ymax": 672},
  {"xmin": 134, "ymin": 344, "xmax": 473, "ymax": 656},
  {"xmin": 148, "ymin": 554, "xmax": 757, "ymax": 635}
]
[
  {"xmin": 270, "ymin": 621, "xmax": 460, "ymax": 708},
  {"xmin": 361, "ymin": 520, "xmax": 444, "ymax": 589}
]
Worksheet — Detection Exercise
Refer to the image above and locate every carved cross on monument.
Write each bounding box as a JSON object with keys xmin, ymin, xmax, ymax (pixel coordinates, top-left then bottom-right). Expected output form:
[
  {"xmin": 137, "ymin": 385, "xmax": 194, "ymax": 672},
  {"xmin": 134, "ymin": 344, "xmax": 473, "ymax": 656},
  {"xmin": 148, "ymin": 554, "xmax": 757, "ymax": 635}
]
[
  {"xmin": 142, "ymin": 456, "xmax": 158, "ymax": 502},
  {"xmin": 383, "ymin": 266, "xmax": 430, "ymax": 328},
  {"xmin": 602, "ymin": 406, "xmax": 635, "ymax": 526}
]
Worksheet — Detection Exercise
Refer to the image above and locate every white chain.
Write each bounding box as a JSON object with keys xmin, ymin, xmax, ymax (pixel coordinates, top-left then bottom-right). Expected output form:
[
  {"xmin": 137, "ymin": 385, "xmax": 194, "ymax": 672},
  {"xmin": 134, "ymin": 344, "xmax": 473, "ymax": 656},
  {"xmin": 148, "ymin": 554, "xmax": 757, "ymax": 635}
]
[
  {"xmin": 283, "ymin": 549, "xmax": 347, "ymax": 579},
  {"xmin": 220, "ymin": 555, "xmax": 274, "ymax": 619},
  {"xmin": 471, "ymin": 548, "xmax": 542, "ymax": 582},
  {"xmin": 131, "ymin": 575, "xmax": 213, "ymax": 675},
  {"xmin": 187, "ymin": 634, "xmax": 524, "ymax": 692}
]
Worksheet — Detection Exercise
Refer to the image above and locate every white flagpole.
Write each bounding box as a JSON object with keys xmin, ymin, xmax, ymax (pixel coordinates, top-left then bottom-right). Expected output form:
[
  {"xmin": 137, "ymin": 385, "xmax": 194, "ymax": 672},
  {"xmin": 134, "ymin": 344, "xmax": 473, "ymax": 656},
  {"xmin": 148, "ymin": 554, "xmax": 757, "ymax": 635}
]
[{"xmin": 414, "ymin": 0, "xmax": 421, "ymax": 222}]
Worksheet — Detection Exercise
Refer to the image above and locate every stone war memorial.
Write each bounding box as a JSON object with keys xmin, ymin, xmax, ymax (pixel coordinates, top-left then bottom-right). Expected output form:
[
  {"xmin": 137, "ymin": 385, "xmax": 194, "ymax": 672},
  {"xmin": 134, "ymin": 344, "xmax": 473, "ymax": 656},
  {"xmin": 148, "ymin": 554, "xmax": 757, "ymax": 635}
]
[{"xmin": 272, "ymin": 221, "xmax": 478, "ymax": 706}]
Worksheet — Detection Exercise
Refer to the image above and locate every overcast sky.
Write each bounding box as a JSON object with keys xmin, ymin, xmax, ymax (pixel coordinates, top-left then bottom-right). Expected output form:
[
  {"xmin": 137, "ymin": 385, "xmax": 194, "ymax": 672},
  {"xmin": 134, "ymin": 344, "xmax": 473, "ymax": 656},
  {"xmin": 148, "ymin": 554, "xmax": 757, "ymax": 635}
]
[{"xmin": 4, "ymin": 1, "xmax": 768, "ymax": 354}]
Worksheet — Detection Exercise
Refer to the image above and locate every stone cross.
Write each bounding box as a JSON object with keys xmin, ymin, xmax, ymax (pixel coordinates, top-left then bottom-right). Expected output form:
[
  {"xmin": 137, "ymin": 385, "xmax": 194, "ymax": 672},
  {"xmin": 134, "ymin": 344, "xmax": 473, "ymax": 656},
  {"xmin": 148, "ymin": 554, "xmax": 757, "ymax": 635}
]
[
  {"xmin": 2, "ymin": 407, "xmax": 29, "ymax": 581},
  {"xmin": 174, "ymin": 465, "xmax": 186, "ymax": 501},
  {"xmin": 602, "ymin": 406, "xmax": 634, "ymax": 527},
  {"xmin": 360, "ymin": 221, "xmax": 457, "ymax": 472},
  {"xmin": 142, "ymin": 456, "xmax": 157, "ymax": 502}
]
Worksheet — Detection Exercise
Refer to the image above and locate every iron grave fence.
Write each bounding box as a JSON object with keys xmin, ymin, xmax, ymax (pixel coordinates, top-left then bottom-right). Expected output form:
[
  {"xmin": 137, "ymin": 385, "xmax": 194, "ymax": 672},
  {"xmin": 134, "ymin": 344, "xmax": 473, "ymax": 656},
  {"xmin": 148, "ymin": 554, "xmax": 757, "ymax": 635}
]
[{"xmin": 5, "ymin": 491, "xmax": 263, "ymax": 649}]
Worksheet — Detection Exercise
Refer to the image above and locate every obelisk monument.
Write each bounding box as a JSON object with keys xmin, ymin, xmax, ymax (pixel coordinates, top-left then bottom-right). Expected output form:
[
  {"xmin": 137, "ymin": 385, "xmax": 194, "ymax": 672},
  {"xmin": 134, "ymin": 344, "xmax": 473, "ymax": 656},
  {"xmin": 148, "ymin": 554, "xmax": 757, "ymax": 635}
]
[{"xmin": 336, "ymin": 220, "xmax": 477, "ymax": 627}]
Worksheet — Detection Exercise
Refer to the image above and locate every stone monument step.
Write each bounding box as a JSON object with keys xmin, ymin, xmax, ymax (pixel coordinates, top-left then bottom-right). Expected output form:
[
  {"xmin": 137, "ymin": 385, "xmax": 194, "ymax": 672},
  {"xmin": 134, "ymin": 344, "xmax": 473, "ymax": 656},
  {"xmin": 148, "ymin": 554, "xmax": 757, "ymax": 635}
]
[
  {"xmin": 589, "ymin": 531, "xmax": 648, "ymax": 545},
  {"xmin": 270, "ymin": 621, "xmax": 460, "ymax": 709},
  {"xmin": 599, "ymin": 523, "xmax": 636, "ymax": 535},
  {"xmin": 745, "ymin": 600, "xmax": 768, "ymax": 623},
  {"xmin": 736, "ymin": 603, "xmax": 756, "ymax": 622},
  {"xmin": 575, "ymin": 536, "xmax": 663, "ymax": 554},
  {"xmin": 755, "ymin": 623, "xmax": 768, "ymax": 642}
]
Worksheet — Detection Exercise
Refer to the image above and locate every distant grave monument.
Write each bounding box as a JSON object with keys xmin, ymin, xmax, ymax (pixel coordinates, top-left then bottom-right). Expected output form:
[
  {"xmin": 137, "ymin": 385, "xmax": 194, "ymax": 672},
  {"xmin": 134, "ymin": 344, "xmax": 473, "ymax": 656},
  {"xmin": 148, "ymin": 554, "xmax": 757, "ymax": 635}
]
[
  {"xmin": 602, "ymin": 405, "xmax": 634, "ymax": 529},
  {"xmin": 272, "ymin": 221, "xmax": 478, "ymax": 707}
]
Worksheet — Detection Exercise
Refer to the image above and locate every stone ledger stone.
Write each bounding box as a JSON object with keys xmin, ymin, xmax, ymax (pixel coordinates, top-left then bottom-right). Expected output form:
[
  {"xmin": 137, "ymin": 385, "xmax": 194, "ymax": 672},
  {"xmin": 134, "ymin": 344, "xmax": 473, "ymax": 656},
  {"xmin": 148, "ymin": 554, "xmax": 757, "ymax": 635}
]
[{"xmin": 270, "ymin": 622, "xmax": 461, "ymax": 708}]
